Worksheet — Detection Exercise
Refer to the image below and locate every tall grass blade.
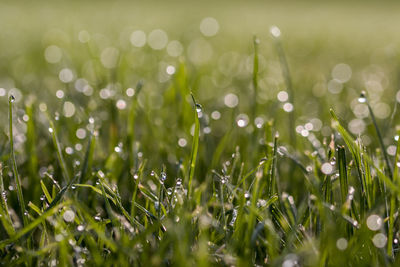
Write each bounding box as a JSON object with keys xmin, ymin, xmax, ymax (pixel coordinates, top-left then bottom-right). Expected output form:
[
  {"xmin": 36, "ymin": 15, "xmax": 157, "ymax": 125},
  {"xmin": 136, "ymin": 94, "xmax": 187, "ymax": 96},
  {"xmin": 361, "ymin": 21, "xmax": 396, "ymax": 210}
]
[
  {"xmin": 9, "ymin": 96, "xmax": 28, "ymax": 227},
  {"xmin": 187, "ymin": 93, "xmax": 200, "ymax": 198},
  {"xmin": 361, "ymin": 91, "xmax": 393, "ymax": 179},
  {"xmin": 49, "ymin": 120, "xmax": 71, "ymax": 182},
  {"xmin": 337, "ymin": 145, "xmax": 348, "ymax": 204},
  {"xmin": 0, "ymin": 163, "xmax": 14, "ymax": 236},
  {"xmin": 252, "ymin": 35, "xmax": 259, "ymax": 118}
]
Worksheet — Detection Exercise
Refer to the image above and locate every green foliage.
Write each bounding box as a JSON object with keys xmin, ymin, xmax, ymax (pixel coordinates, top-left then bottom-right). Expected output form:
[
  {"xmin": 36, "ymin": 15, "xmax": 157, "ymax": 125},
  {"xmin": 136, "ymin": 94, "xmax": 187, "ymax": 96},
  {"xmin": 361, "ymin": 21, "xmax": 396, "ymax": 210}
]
[{"xmin": 2, "ymin": 2, "xmax": 400, "ymax": 266}]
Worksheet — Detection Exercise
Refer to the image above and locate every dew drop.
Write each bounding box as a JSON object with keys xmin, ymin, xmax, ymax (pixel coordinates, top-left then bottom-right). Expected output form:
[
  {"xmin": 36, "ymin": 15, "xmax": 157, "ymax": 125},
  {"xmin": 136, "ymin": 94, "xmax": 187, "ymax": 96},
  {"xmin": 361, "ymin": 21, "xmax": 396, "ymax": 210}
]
[
  {"xmin": 195, "ymin": 103, "xmax": 202, "ymax": 113},
  {"xmin": 160, "ymin": 172, "xmax": 167, "ymax": 183},
  {"xmin": 358, "ymin": 91, "xmax": 367, "ymax": 103}
]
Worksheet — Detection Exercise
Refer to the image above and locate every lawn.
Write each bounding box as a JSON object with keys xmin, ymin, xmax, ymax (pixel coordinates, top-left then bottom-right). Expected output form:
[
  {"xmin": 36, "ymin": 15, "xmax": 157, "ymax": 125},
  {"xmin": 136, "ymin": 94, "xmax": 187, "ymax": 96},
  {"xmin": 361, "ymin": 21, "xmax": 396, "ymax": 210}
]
[{"xmin": 1, "ymin": 0, "xmax": 400, "ymax": 266}]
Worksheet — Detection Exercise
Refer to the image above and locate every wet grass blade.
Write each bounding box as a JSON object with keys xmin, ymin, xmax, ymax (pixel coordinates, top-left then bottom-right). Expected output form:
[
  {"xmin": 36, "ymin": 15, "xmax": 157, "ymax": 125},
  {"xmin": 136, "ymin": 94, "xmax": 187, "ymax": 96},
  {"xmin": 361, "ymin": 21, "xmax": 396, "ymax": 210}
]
[
  {"xmin": 269, "ymin": 133, "xmax": 279, "ymax": 196},
  {"xmin": 330, "ymin": 109, "xmax": 399, "ymax": 194},
  {"xmin": 0, "ymin": 163, "xmax": 14, "ymax": 236},
  {"xmin": 131, "ymin": 159, "xmax": 146, "ymax": 219},
  {"xmin": 9, "ymin": 96, "xmax": 28, "ymax": 228},
  {"xmin": 337, "ymin": 146, "xmax": 348, "ymax": 204},
  {"xmin": 387, "ymin": 131, "xmax": 400, "ymax": 256},
  {"xmin": 0, "ymin": 201, "xmax": 67, "ymax": 249},
  {"xmin": 78, "ymin": 133, "xmax": 95, "ymax": 184},
  {"xmin": 362, "ymin": 91, "xmax": 393, "ymax": 179},
  {"xmin": 187, "ymin": 93, "xmax": 200, "ymax": 198},
  {"xmin": 49, "ymin": 120, "xmax": 71, "ymax": 182}
]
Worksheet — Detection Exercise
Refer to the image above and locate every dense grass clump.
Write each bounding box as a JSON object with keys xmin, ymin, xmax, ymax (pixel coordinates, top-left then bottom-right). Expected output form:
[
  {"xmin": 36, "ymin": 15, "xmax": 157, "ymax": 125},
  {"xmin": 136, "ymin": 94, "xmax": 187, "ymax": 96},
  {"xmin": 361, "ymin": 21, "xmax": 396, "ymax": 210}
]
[{"xmin": 2, "ymin": 3, "xmax": 400, "ymax": 264}]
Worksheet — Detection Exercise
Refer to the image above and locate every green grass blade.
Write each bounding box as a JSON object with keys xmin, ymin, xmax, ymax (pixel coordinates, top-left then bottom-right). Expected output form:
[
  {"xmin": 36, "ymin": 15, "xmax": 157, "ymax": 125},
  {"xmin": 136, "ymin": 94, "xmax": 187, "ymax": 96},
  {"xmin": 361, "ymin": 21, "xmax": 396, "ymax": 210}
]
[
  {"xmin": 187, "ymin": 93, "xmax": 200, "ymax": 198},
  {"xmin": 40, "ymin": 180, "xmax": 53, "ymax": 203},
  {"xmin": 387, "ymin": 131, "xmax": 400, "ymax": 256},
  {"xmin": 49, "ymin": 120, "xmax": 71, "ymax": 182},
  {"xmin": 9, "ymin": 96, "xmax": 28, "ymax": 227},
  {"xmin": 0, "ymin": 201, "xmax": 67, "ymax": 249},
  {"xmin": 337, "ymin": 145, "xmax": 348, "ymax": 204},
  {"xmin": 362, "ymin": 91, "xmax": 393, "ymax": 179},
  {"xmin": 330, "ymin": 109, "xmax": 399, "ymax": 194},
  {"xmin": 252, "ymin": 35, "xmax": 259, "ymax": 118},
  {"xmin": 0, "ymin": 163, "xmax": 14, "ymax": 236}
]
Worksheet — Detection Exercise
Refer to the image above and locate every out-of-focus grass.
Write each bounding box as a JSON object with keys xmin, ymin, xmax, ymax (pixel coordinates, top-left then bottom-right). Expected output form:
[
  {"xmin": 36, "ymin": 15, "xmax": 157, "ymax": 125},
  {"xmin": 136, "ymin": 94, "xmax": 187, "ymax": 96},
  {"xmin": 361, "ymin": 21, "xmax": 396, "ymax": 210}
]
[{"xmin": 1, "ymin": 0, "xmax": 400, "ymax": 266}]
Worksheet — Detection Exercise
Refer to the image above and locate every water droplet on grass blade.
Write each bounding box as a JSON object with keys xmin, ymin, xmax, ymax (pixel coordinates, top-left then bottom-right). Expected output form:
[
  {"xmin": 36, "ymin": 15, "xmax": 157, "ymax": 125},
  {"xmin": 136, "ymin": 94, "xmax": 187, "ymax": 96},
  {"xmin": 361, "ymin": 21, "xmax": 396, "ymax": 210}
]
[
  {"xmin": 358, "ymin": 91, "xmax": 367, "ymax": 103},
  {"xmin": 236, "ymin": 114, "xmax": 249, "ymax": 128},
  {"xmin": 195, "ymin": 103, "xmax": 203, "ymax": 116},
  {"xmin": 160, "ymin": 172, "xmax": 167, "ymax": 184},
  {"xmin": 167, "ymin": 188, "xmax": 172, "ymax": 195}
]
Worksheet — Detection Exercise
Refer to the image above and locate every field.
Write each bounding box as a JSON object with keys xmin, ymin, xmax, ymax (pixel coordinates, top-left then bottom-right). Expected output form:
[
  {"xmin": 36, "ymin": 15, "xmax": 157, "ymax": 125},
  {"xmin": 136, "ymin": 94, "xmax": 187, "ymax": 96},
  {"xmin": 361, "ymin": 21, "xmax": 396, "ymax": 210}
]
[{"xmin": 1, "ymin": 0, "xmax": 400, "ymax": 266}]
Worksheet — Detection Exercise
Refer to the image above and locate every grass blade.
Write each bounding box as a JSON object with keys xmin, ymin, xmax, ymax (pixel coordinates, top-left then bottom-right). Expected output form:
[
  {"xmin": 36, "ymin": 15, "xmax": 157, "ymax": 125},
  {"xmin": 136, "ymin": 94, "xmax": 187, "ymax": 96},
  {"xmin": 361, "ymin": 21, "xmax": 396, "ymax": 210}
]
[
  {"xmin": 49, "ymin": 120, "xmax": 71, "ymax": 182},
  {"xmin": 337, "ymin": 145, "xmax": 348, "ymax": 204},
  {"xmin": 187, "ymin": 93, "xmax": 200, "ymax": 198},
  {"xmin": 9, "ymin": 96, "xmax": 28, "ymax": 227}
]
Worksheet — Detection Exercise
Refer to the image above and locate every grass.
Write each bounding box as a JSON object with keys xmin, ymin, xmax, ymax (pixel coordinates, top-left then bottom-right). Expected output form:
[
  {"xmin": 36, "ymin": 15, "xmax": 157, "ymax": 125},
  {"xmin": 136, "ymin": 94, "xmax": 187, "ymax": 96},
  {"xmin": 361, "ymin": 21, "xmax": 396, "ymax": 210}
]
[{"xmin": 1, "ymin": 1, "xmax": 400, "ymax": 266}]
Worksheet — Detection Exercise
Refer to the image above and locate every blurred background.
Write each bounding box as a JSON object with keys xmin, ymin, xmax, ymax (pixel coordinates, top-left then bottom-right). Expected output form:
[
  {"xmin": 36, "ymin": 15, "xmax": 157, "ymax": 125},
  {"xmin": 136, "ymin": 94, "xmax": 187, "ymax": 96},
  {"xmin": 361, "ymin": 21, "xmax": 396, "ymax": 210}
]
[{"xmin": 1, "ymin": 0, "xmax": 400, "ymax": 196}]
